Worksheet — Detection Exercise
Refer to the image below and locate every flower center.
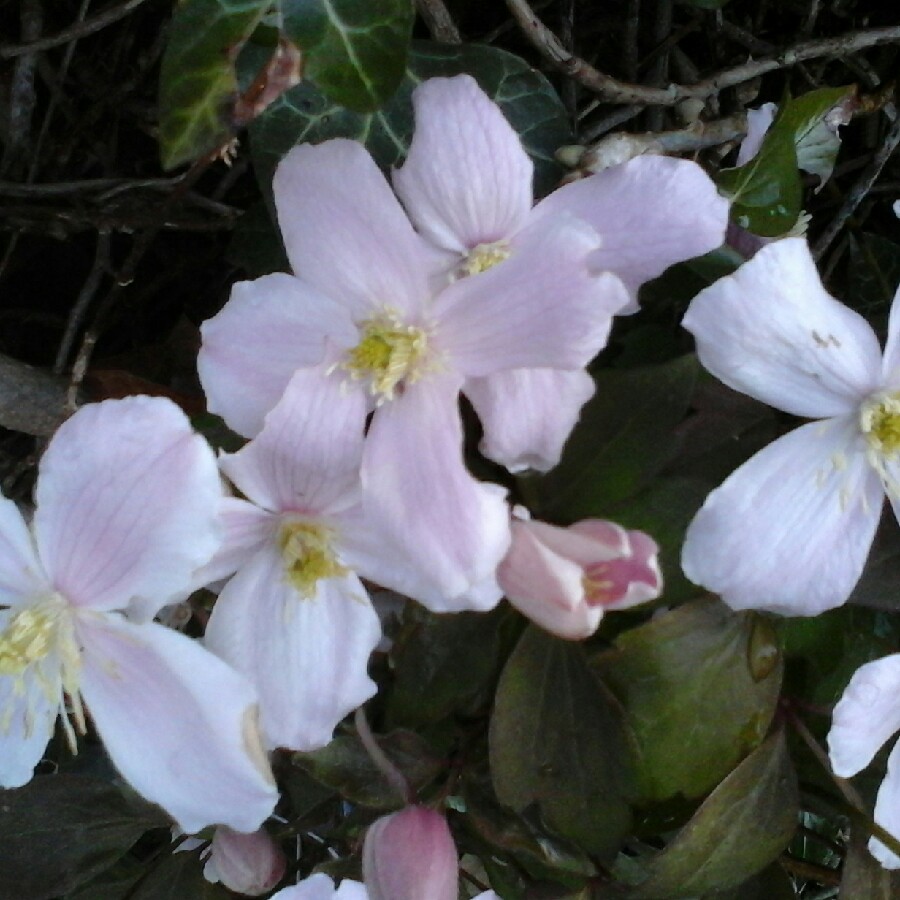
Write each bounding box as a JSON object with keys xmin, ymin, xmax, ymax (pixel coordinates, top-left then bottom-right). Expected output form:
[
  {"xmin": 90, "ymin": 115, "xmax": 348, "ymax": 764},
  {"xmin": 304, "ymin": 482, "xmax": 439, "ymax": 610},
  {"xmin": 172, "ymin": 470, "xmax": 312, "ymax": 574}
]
[
  {"xmin": 458, "ymin": 241, "xmax": 511, "ymax": 278},
  {"xmin": 860, "ymin": 391, "xmax": 900, "ymax": 457},
  {"xmin": 342, "ymin": 309, "xmax": 430, "ymax": 402},
  {"xmin": 0, "ymin": 595, "xmax": 84, "ymax": 751},
  {"xmin": 278, "ymin": 521, "xmax": 347, "ymax": 598},
  {"xmin": 582, "ymin": 563, "xmax": 622, "ymax": 608}
]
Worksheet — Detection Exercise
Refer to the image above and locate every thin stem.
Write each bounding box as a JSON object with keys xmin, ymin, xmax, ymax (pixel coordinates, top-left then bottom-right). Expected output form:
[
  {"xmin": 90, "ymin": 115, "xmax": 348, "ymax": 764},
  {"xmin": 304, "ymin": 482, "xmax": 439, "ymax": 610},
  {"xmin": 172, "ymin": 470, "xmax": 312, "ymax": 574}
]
[{"xmin": 354, "ymin": 706, "xmax": 414, "ymax": 805}]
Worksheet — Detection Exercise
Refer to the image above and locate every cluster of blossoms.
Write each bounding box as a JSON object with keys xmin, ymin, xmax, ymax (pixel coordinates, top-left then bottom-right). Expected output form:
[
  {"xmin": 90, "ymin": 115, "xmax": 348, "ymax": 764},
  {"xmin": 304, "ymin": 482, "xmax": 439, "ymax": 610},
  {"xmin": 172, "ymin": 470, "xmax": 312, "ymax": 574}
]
[{"xmin": 3, "ymin": 69, "xmax": 897, "ymax": 889}]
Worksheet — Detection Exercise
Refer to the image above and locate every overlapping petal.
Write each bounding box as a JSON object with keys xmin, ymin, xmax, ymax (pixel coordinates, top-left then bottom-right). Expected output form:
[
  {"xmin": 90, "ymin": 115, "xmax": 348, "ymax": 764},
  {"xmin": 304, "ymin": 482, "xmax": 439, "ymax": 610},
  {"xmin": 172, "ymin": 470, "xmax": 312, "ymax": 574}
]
[
  {"xmin": 881, "ymin": 284, "xmax": 900, "ymax": 387},
  {"xmin": 434, "ymin": 217, "xmax": 628, "ymax": 377},
  {"xmin": 271, "ymin": 875, "xmax": 368, "ymax": 900},
  {"xmin": 464, "ymin": 368, "xmax": 595, "ymax": 472},
  {"xmin": 530, "ymin": 155, "xmax": 729, "ymax": 301},
  {"xmin": 34, "ymin": 396, "xmax": 223, "ymax": 621},
  {"xmin": 220, "ymin": 369, "xmax": 366, "ymax": 516},
  {"xmin": 199, "ymin": 273, "xmax": 355, "ymax": 438},
  {"xmin": 355, "ymin": 373, "xmax": 509, "ymax": 611},
  {"xmin": 77, "ymin": 613, "xmax": 277, "ymax": 834},
  {"xmin": 683, "ymin": 238, "xmax": 882, "ymax": 418},
  {"xmin": 273, "ymin": 140, "xmax": 435, "ymax": 319},
  {"xmin": 828, "ymin": 653, "xmax": 900, "ymax": 778},
  {"xmin": 204, "ymin": 545, "xmax": 380, "ymax": 751},
  {"xmin": 870, "ymin": 741, "xmax": 900, "ymax": 868},
  {"xmin": 0, "ymin": 495, "xmax": 47, "ymax": 606},
  {"xmin": 393, "ymin": 74, "xmax": 533, "ymax": 252},
  {"xmin": 681, "ymin": 416, "xmax": 883, "ymax": 615}
]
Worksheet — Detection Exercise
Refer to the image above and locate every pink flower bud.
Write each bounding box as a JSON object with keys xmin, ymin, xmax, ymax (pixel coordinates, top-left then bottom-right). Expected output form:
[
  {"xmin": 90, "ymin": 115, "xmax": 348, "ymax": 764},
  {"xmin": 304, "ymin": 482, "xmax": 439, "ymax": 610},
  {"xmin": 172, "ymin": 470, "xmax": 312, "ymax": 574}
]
[
  {"xmin": 363, "ymin": 806, "xmax": 458, "ymax": 900},
  {"xmin": 203, "ymin": 826, "xmax": 286, "ymax": 896},
  {"xmin": 498, "ymin": 515, "xmax": 662, "ymax": 640}
]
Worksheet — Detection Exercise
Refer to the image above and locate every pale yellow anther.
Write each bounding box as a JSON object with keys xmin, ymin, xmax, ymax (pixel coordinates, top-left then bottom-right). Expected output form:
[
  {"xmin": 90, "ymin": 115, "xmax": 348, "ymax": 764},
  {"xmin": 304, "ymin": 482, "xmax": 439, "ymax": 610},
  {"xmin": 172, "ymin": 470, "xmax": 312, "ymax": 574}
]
[
  {"xmin": 459, "ymin": 241, "xmax": 511, "ymax": 278},
  {"xmin": 278, "ymin": 521, "xmax": 347, "ymax": 598},
  {"xmin": 860, "ymin": 391, "xmax": 900, "ymax": 457},
  {"xmin": 342, "ymin": 309, "xmax": 430, "ymax": 402}
]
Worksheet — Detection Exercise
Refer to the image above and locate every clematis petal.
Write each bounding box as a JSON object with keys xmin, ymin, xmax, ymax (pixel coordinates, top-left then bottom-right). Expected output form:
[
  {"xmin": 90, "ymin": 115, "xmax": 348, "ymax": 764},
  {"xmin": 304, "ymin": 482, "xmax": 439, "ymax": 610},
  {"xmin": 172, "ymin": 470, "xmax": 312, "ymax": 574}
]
[
  {"xmin": 498, "ymin": 521, "xmax": 601, "ymax": 640},
  {"xmin": 530, "ymin": 155, "xmax": 729, "ymax": 302},
  {"xmin": 0, "ymin": 645, "xmax": 57, "ymax": 788},
  {"xmin": 881, "ymin": 284, "xmax": 900, "ymax": 386},
  {"xmin": 828, "ymin": 654, "xmax": 900, "ymax": 778},
  {"xmin": 204, "ymin": 546, "xmax": 380, "ymax": 752},
  {"xmin": 199, "ymin": 273, "xmax": 355, "ymax": 438},
  {"xmin": 393, "ymin": 74, "xmax": 532, "ymax": 253},
  {"xmin": 683, "ymin": 238, "xmax": 882, "ymax": 418},
  {"xmin": 273, "ymin": 140, "xmax": 435, "ymax": 319},
  {"xmin": 77, "ymin": 613, "xmax": 277, "ymax": 834},
  {"xmin": 191, "ymin": 498, "xmax": 276, "ymax": 590},
  {"xmin": 870, "ymin": 740, "xmax": 900, "ymax": 868},
  {"xmin": 735, "ymin": 103, "xmax": 777, "ymax": 165},
  {"xmin": 203, "ymin": 826, "xmax": 286, "ymax": 896},
  {"xmin": 271, "ymin": 875, "xmax": 368, "ymax": 900},
  {"xmin": 682, "ymin": 416, "xmax": 883, "ymax": 615},
  {"xmin": 464, "ymin": 368, "xmax": 595, "ymax": 473},
  {"xmin": 352, "ymin": 374, "xmax": 509, "ymax": 612},
  {"xmin": 0, "ymin": 495, "xmax": 47, "ymax": 607},
  {"xmin": 219, "ymin": 369, "xmax": 366, "ymax": 516},
  {"xmin": 435, "ymin": 216, "xmax": 629, "ymax": 376},
  {"xmin": 34, "ymin": 396, "xmax": 223, "ymax": 621}
]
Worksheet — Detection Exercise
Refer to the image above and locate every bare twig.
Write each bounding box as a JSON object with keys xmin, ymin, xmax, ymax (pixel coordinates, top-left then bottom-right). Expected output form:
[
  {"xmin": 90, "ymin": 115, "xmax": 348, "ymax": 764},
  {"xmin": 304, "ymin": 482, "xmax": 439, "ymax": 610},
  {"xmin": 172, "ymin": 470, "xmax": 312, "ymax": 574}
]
[
  {"xmin": 504, "ymin": 0, "xmax": 900, "ymax": 107},
  {"xmin": 2, "ymin": 0, "xmax": 43, "ymax": 174},
  {"xmin": 415, "ymin": 0, "xmax": 460, "ymax": 43},
  {"xmin": 53, "ymin": 232, "xmax": 111, "ymax": 375},
  {"xmin": 0, "ymin": 0, "xmax": 153, "ymax": 59},
  {"xmin": 813, "ymin": 112, "xmax": 900, "ymax": 259}
]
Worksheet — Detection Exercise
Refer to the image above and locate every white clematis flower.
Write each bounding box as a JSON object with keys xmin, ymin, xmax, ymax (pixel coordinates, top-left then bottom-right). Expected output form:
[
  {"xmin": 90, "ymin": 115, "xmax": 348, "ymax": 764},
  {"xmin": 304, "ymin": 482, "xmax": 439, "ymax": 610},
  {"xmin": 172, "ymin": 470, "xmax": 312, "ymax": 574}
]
[
  {"xmin": 0, "ymin": 396, "xmax": 278, "ymax": 834},
  {"xmin": 681, "ymin": 237, "xmax": 900, "ymax": 615},
  {"xmin": 203, "ymin": 371, "xmax": 382, "ymax": 752}
]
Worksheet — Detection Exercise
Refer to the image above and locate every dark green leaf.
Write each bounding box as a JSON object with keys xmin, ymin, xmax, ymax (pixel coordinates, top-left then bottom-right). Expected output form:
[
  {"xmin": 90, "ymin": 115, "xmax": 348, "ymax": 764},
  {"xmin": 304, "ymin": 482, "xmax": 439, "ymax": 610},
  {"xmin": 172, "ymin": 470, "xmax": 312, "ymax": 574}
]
[
  {"xmin": 717, "ymin": 116, "xmax": 801, "ymax": 237},
  {"xmin": 158, "ymin": 0, "xmax": 270, "ymax": 169},
  {"xmin": 595, "ymin": 598, "xmax": 783, "ymax": 802},
  {"xmin": 490, "ymin": 626, "xmax": 638, "ymax": 858},
  {"xmin": 129, "ymin": 849, "xmax": 231, "ymax": 900},
  {"xmin": 630, "ymin": 731, "xmax": 798, "ymax": 898},
  {"xmin": 293, "ymin": 729, "xmax": 442, "ymax": 808},
  {"xmin": 226, "ymin": 200, "xmax": 290, "ymax": 278},
  {"xmin": 780, "ymin": 85, "xmax": 854, "ymax": 187},
  {"xmin": 0, "ymin": 775, "xmax": 166, "ymax": 900},
  {"xmin": 703, "ymin": 862, "xmax": 795, "ymax": 899},
  {"xmin": 282, "ymin": 0, "xmax": 413, "ymax": 111},
  {"xmin": 248, "ymin": 39, "xmax": 572, "ymax": 200},
  {"xmin": 535, "ymin": 355, "xmax": 699, "ymax": 520},
  {"xmin": 386, "ymin": 604, "xmax": 513, "ymax": 728}
]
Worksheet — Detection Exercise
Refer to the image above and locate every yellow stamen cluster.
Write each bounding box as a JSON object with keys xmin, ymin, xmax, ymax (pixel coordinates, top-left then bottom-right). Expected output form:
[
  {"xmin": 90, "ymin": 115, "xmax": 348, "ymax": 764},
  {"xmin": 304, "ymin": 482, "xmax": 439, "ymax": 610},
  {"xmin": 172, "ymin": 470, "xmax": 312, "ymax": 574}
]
[
  {"xmin": 278, "ymin": 521, "xmax": 347, "ymax": 598},
  {"xmin": 0, "ymin": 596, "xmax": 84, "ymax": 750},
  {"xmin": 458, "ymin": 241, "xmax": 511, "ymax": 278},
  {"xmin": 342, "ymin": 310, "xmax": 429, "ymax": 402},
  {"xmin": 860, "ymin": 392, "xmax": 900, "ymax": 457},
  {"xmin": 582, "ymin": 564, "xmax": 616, "ymax": 607}
]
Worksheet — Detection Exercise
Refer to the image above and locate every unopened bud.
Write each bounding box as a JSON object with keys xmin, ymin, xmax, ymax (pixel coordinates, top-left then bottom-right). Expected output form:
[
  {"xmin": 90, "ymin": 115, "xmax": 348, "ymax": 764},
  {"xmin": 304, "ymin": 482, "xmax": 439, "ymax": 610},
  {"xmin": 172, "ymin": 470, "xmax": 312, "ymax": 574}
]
[
  {"xmin": 363, "ymin": 806, "xmax": 458, "ymax": 900},
  {"xmin": 203, "ymin": 826, "xmax": 286, "ymax": 896}
]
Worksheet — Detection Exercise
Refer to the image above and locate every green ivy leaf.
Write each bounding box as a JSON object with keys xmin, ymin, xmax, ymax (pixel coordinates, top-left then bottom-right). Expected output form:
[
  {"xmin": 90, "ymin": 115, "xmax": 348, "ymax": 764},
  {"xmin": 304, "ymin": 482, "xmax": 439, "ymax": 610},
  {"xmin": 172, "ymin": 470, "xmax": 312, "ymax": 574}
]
[
  {"xmin": 534, "ymin": 355, "xmax": 699, "ymax": 521},
  {"xmin": 158, "ymin": 0, "xmax": 270, "ymax": 170},
  {"xmin": 282, "ymin": 0, "xmax": 413, "ymax": 112},
  {"xmin": 129, "ymin": 848, "xmax": 232, "ymax": 899},
  {"xmin": 595, "ymin": 598, "xmax": 783, "ymax": 802},
  {"xmin": 629, "ymin": 731, "xmax": 798, "ymax": 898},
  {"xmin": 0, "ymin": 775, "xmax": 166, "ymax": 900},
  {"xmin": 247, "ymin": 39, "xmax": 572, "ymax": 200},
  {"xmin": 717, "ymin": 115, "xmax": 801, "ymax": 237},
  {"xmin": 490, "ymin": 626, "xmax": 638, "ymax": 859},
  {"xmin": 293, "ymin": 729, "xmax": 442, "ymax": 808},
  {"xmin": 841, "ymin": 825, "xmax": 900, "ymax": 899}
]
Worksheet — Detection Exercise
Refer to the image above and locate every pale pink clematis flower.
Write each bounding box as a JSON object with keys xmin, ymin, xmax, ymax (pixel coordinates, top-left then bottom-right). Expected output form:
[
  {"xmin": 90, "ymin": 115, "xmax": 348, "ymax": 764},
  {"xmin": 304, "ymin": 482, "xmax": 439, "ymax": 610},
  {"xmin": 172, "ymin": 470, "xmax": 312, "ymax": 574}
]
[
  {"xmin": 363, "ymin": 806, "xmax": 458, "ymax": 900},
  {"xmin": 199, "ymin": 90, "xmax": 631, "ymax": 609},
  {"xmin": 828, "ymin": 654, "xmax": 900, "ymax": 868},
  {"xmin": 498, "ymin": 512, "xmax": 661, "ymax": 640},
  {"xmin": 393, "ymin": 74, "xmax": 730, "ymax": 472},
  {"xmin": 270, "ymin": 874, "xmax": 367, "ymax": 899},
  {"xmin": 203, "ymin": 371, "xmax": 382, "ymax": 751},
  {"xmin": 0, "ymin": 396, "xmax": 278, "ymax": 833},
  {"xmin": 201, "ymin": 826, "xmax": 287, "ymax": 895},
  {"xmin": 681, "ymin": 237, "xmax": 900, "ymax": 615}
]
